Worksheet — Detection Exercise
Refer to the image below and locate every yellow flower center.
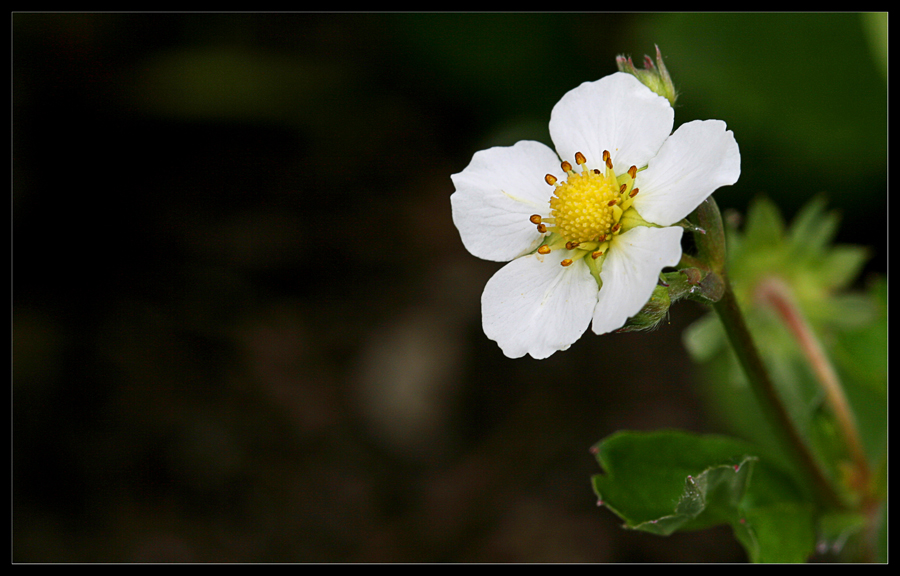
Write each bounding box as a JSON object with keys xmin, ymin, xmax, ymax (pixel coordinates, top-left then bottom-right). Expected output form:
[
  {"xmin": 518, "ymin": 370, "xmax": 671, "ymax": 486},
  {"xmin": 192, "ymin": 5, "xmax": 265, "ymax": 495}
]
[
  {"xmin": 530, "ymin": 151, "xmax": 642, "ymax": 271},
  {"xmin": 549, "ymin": 158, "xmax": 619, "ymax": 244}
]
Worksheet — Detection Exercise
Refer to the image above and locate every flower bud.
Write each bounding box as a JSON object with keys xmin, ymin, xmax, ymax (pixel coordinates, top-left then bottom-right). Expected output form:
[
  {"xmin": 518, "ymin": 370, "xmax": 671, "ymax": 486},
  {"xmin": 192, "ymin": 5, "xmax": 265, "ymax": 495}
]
[{"xmin": 616, "ymin": 45, "xmax": 677, "ymax": 106}]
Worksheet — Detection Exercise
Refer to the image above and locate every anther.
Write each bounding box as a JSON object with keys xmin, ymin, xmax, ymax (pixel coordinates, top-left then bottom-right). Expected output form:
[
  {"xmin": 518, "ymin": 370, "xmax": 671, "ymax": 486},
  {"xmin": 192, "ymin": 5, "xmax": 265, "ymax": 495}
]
[
  {"xmin": 591, "ymin": 251, "xmax": 603, "ymax": 259},
  {"xmin": 629, "ymin": 187, "xmax": 639, "ymax": 198},
  {"xmin": 602, "ymin": 150, "xmax": 610, "ymax": 163},
  {"xmin": 593, "ymin": 169, "xmax": 601, "ymax": 175},
  {"xmin": 537, "ymin": 245, "xmax": 551, "ymax": 255},
  {"xmin": 619, "ymin": 184, "xmax": 627, "ymax": 194},
  {"xmin": 611, "ymin": 223, "xmax": 621, "ymax": 234},
  {"xmin": 537, "ymin": 223, "xmax": 547, "ymax": 233},
  {"xmin": 565, "ymin": 241, "xmax": 580, "ymax": 250},
  {"xmin": 574, "ymin": 151, "xmax": 587, "ymax": 166},
  {"xmin": 529, "ymin": 214, "xmax": 542, "ymax": 225},
  {"xmin": 545, "ymin": 174, "xmax": 557, "ymax": 186},
  {"xmin": 560, "ymin": 259, "xmax": 573, "ymax": 267},
  {"xmin": 628, "ymin": 166, "xmax": 637, "ymax": 179},
  {"xmin": 606, "ymin": 199, "xmax": 617, "ymax": 207},
  {"xmin": 605, "ymin": 155, "xmax": 613, "ymax": 170},
  {"xmin": 560, "ymin": 161, "xmax": 572, "ymax": 173}
]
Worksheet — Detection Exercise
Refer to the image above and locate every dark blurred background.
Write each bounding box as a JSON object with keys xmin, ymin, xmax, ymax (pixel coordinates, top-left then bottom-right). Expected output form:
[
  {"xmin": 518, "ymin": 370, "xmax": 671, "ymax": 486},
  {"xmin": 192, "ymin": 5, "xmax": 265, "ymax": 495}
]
[{"xmin": 13, "ymin": 13, "xmax": 886, "ymax": 562}]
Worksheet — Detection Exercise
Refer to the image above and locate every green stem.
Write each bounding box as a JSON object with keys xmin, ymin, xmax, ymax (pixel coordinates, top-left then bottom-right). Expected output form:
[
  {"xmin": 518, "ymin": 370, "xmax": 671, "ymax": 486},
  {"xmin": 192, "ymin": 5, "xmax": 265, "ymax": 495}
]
[{"xmin": 713, "ymin": 277, "xmax": 843, "ymax": 510}]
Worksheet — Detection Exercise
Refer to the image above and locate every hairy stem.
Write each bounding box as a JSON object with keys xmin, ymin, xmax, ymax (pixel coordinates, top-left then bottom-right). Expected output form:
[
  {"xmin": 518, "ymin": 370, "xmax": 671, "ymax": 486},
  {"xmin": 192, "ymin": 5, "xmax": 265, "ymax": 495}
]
[{"xmin": 754, "ymin": 276, "xmax": 870, "ymax": 498}]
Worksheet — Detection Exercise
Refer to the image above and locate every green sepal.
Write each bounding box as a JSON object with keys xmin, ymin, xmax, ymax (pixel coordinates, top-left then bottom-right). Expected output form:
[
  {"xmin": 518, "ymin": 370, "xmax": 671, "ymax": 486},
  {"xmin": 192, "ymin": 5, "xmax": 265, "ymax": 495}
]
[
  {"xmin": 615, "ymin": 282, "xmax": 670, "ymax": 333},
  {"xmin": 617, "ymin": 267, "xmax": 725, "ymax": 332},
  {"xmin": 690, "ymin": 196, "xmax": 727, "ymax": 275},
  {"xmin": 671, "ymin": 267, "xmax": 725, "ymax": 304}
]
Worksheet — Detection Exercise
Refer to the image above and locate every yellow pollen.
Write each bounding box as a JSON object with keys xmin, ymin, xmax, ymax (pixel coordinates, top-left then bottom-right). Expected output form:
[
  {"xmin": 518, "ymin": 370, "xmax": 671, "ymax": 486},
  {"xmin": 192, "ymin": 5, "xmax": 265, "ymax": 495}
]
[{"xmin": 547, "ymin": 153, "xmax": 621, "ymax": 244}]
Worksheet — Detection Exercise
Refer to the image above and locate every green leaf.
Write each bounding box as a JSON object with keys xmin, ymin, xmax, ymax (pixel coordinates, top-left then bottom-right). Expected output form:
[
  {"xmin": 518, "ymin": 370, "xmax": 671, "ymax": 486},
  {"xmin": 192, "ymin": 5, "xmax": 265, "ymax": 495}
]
[
  {"xmin": 736, "ymin": 502, "xmax": 817, "ymax": 563},
  {"xmin": 591, "ymin": 430, "xmax": 817, "ymax": 562},
  {"xmin": 591, "ymin": 431, "xmax": 756, "ymax": 533}
]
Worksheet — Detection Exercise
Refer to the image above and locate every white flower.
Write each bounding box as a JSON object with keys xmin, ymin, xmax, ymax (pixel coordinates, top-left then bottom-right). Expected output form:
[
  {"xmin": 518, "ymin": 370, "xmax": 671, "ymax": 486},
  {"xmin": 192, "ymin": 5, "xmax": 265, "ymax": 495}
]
[{"xmin": 451, "ymin": 72, "xmax": 741, "ymax": 359}]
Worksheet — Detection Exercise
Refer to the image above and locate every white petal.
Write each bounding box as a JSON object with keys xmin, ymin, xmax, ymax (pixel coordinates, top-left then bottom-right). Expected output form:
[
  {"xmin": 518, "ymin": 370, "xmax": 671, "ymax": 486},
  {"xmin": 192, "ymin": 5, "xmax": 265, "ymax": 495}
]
[
  {"xmin": 482, "ymin": 250, "xmax": 598, "ymax": 359},
  {"xmin": 632, "ymin": 119, "xmax": 741, "ymax": 226},
  {"xmin": 451, "ymin": 140, "xmax": 564, "ymax": 262},
  {"xmin": 549, "ymin": 73, "xmax": 674, "ymax": 173},
  {"xmin": 592, "ymin": 226, "xmax": 684, "ymax": 335}
]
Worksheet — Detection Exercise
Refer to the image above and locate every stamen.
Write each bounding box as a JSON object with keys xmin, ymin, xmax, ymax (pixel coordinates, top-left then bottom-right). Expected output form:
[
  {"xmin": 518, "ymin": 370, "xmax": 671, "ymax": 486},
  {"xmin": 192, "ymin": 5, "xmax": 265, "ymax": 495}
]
[
  {"xmin": 574, "ymin": 151, "xmax": 587, "ymax": 166},
  {"xmin": 602, "ymin": 150, "xmax": 613, "ymax": 170},
  {"xmin": 545, "ymin": 174, "xmax": 557, "ymax": 186},
  {"xmin": 627, "ymin": 166, "xmax": 637, "ymax": 179},
  {"xmin": 560, "ymin": 161, "xmax": 572, "ymax": 173},
  {"xmin": 529, "ymin": 214, "xmax": 542, "ymax": 225},
  {"xmin": 538, "ymin": 245, "xmax": 551, "ymax": 255},
  {"xmin": 560, "ymin": 258, "xmax": 573, "ymax": 267},
  {"xmin": 630, "ymin": 187, "xmax": 640, "ymax": 198},
  {"xmin": 537, "ymin": 223, "xmax": 547, "ymax": 233}
]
